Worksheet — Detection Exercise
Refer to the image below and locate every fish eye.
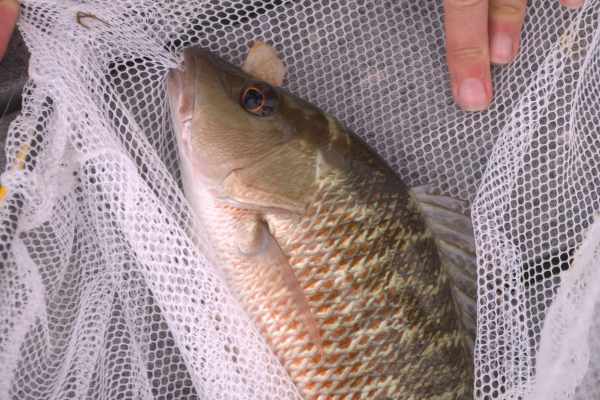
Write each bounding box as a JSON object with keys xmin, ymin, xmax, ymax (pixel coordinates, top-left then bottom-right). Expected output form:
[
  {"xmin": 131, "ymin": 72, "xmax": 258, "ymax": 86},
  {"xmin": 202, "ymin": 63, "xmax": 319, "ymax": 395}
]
[{"xmin": 240, "ymin": 82, "xmax": 278, "ymax": 117}]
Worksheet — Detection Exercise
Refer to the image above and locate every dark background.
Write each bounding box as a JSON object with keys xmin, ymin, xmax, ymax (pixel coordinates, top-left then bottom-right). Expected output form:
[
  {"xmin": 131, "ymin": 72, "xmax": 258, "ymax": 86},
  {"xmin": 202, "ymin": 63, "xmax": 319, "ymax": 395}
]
[{"xmin": 0, "ymin": 30, "xmax": 29, "ymax": 172}]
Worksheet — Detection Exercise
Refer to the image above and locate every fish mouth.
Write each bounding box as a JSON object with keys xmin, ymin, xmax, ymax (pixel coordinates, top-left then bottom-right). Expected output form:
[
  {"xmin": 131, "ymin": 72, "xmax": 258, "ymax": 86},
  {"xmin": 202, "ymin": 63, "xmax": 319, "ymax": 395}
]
[
  {"xmin": 166, "ymin": 66, "xmax": 193, "ymax": 130},
  {"xmin": 166, "ymin": 47, "xmax": 210, "ymax": 118},
  {"xmin": 167, "ymin": 49, "xmax": 202, "ymax": 125},
  {"xmin": 174, "ymin": 46, "xmax": 220, "ymax": 81},
  {"xmin": 167, "ymin": 46, "xmax": 231, "ymax": 123},
  {"xmin": 166, "ymin": 68, "xmax": 185, "ymax": 102}
]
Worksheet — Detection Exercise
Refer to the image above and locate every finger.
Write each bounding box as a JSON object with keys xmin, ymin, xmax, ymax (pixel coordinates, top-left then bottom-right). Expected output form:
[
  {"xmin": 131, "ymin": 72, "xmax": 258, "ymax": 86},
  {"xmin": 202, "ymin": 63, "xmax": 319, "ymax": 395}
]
[
  {"xmin": 560, "ymin": 0, "xmax": 584, "ymax": 9},
  {"xmin": 444, "ymin": 0, "xmax": 493, "ymax": 112},
  {"xmin": 0, "ymin": 0, "xmax": 19, "ymax": 61},
  {"xmin": 488, "ymin": 0, "xmax": 527, "ymax": 64}
]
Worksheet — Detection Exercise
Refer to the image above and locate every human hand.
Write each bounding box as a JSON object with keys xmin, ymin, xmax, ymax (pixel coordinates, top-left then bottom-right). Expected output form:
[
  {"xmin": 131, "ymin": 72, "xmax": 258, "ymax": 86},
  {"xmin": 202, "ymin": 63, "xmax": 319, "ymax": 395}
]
[
  {"xmin": 444, "ymin": 0, "xmax": 583, "ymax": 111},
  {"xmin": 0, "ymin": 0, "xmax": 19, "ymax": 61}
]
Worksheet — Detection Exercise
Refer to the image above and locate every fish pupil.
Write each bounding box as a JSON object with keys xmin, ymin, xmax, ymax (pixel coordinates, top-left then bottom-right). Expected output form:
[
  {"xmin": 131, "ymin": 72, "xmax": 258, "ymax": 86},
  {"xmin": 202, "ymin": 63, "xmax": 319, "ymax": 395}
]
[
  {"xmin": 243, "ymin": 88, "xmax": 264, "ymax": 111},
  {"xmin": 240, "ymin": 82, "xmax": 278, "ymax": 116}
]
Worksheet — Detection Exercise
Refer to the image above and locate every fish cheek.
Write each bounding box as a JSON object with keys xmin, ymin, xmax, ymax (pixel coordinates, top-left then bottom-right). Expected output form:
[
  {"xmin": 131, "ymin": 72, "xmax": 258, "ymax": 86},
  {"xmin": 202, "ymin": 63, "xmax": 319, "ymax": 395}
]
[
  {"xmin": 185, "ymin": 119, "xmax": 231, "ymax": 181},
  {"xmin": 186, "ymin": 99, "xmax": 259, "ymax": 178},
  {"xmin": 222, "ymin": 144, "xmax": 318, "ymax": 213}
]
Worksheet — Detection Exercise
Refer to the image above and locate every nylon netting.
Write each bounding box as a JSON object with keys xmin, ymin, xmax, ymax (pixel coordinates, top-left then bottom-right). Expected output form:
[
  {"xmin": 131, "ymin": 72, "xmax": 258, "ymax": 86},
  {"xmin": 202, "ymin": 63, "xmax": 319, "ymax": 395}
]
[{"xmin": 1, "ymin": 0, "xmax": 600, "ymax": 399}]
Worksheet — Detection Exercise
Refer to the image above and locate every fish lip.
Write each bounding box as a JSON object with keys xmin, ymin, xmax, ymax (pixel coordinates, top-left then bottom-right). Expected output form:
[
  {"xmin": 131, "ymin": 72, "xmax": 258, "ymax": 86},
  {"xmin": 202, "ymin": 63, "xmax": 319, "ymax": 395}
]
[
  {"xmin": 166, "ymin": 56, "xmax": 197, "ymax": 127},
  {"xmin": 167, "ymin": 46, "xmax": 212, "ymax": 101},
  {"xmin": 168, "ymin": 46, "xmax": 235, "ymax": 121},
  {"xmin": 166, "ymin": 68, "xmax": 184, "ymax": 98},
  {"xmin": 166, "ymin": 67, "xmax": 189, "ymax": 120}
]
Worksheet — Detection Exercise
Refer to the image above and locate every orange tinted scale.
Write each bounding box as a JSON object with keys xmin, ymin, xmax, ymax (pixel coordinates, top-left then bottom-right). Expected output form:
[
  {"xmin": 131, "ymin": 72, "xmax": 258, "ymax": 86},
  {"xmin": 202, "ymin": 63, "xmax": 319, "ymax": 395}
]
[
  {"xmin": 349, "ymin": 256, "xmax": 364, "ymax": 269},
  {"xmin": 345, "ymin": 247, "xmax": 358, "ymax": 258},
  {"xmin": 306, "ymin": 255, "xmax": 324, "ymax": 265},
  {"xmin": 317, "ymin": 303, "xmax": 331, "ymax": 314},
  {"xmin": 327, "ymin": 353, "xmax": 340, "ymax": 364},
  {"xmin": 332, "ymin": 225, "xmax": 346, "ymax": 236},
  {"xmin": 346, "ymin": 350, "xmax": 360, "ymax": 361},
  {"xmin": 333, "ymin": 326, "xmax": 347, "ymax": 337},
  {"xmin": 368, "ymin": 319, "xmax": 382, "ymax": 330},
  {"xmin": 309, "ymin": 292, "xmax": 325, "ymax": 302},
  {"xmin": 310, "ymin": 352, "xmax": 323, "ymax": 364},
  {"xmin": 288, "ymin": 320, "xmax": 301, "ymax": 330},
  {"xmin": 338, "ymin": 337, "xmax": 352, "ymax": 349},
  {"xmin": 325, "ymin": 238, "xmax": 337, "ymax": 247},
  {"xmin": 288, "ymin": 243, "xmax": 302, "ymax": 252},
  {"xmin": 314, "ymin": 228, "xmax": 329, "ymax": 238}
]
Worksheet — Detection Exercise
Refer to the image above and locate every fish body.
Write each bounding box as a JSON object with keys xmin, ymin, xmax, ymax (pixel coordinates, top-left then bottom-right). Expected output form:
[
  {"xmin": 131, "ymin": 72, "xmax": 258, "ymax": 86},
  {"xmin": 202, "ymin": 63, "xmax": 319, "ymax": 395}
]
[{"xmin": 167, "ymin": 45, "xmax": 475, "ymax": 399}]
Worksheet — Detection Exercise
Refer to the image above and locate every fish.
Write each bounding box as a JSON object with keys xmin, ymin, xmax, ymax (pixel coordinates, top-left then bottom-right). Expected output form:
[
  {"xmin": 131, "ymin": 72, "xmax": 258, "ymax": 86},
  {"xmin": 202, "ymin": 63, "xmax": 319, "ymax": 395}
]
[{"xmin": 166, "ymin": 43, "xmax": 477, "ymax": 400}]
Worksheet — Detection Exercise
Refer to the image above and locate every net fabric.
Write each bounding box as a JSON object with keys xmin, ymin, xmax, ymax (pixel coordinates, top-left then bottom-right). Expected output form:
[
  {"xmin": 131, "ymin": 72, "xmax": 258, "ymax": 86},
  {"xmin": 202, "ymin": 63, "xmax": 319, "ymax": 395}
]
[
  {"xmin": 529, "ymin": 215, "xmax": 600, "ymax": 400},
  {"xmin": 0, "ymin": 0, "xmax": 599, "ymax": 399}
]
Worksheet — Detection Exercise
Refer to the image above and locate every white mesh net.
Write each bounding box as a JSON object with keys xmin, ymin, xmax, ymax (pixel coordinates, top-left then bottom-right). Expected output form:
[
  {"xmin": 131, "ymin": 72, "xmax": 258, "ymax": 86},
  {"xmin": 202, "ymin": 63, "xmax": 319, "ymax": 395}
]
[{"xmin": 1, "ymin": 0, "xmax": 600, "ymax": 399}]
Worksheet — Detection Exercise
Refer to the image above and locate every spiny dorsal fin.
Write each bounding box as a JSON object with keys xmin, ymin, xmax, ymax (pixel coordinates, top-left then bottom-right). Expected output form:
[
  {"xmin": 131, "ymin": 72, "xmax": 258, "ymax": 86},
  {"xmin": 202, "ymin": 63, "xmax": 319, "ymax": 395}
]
[{"xmin": 412, "ymin": 185, "xmax": 477, "ymax": 351}]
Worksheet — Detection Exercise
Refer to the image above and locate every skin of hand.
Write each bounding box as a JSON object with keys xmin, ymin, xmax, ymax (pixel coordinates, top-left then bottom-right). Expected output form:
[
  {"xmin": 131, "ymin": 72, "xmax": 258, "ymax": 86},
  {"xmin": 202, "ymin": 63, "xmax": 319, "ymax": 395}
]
[
  {"xmin": 0, "ymin": 0, "xmax": 584, "ymax": 111},
  {"xmin": 0, "ymin": 0, "xmax": 19, "ymax": 61},
  {"xmin": 444, "ymin": 0, "xmax": 584, "ymax": 112}
]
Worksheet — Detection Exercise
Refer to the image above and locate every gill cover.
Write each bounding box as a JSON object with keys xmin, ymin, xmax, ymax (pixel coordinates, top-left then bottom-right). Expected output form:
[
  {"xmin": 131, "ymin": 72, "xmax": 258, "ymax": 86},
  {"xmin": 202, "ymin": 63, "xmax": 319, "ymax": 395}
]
[{"xmin": 167, "ymin": 45, "xmax": 350, "ymax": 213}]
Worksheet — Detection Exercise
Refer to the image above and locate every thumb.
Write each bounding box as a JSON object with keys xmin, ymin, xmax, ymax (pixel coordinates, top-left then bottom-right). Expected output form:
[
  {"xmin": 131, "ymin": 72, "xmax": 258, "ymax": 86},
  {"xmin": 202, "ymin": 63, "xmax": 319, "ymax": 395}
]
[{"xmin": 0, "ymin": 0, "xmax": 19, "ymax": 61}]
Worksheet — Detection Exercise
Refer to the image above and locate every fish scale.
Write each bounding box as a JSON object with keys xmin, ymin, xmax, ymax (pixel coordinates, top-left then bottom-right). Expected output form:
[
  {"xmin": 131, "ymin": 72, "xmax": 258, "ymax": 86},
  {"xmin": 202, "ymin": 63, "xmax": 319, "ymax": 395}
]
[
  {"xmin": 198, "ymin": 168, "xmax": 473, "ymax": 399},
  {"xmin": 245, "ymin": 166, "xmax": 472, "ymax": 399},
  {"xmin": 168, "ymin": 45, "xmax": 476, "ymax": 399}
]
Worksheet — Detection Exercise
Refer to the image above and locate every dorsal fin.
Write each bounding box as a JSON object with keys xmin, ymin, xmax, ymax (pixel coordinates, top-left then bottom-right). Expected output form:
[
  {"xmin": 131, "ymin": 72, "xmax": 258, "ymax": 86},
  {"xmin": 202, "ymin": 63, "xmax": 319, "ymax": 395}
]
[{"xmin": 412, "ymin": 185, "xmax": 478, "ymax": 351}]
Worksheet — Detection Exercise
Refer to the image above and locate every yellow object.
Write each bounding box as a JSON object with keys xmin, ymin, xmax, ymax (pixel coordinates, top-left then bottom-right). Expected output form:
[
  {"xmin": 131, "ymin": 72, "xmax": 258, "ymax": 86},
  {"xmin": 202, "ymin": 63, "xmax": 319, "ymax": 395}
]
[
  {"xmin": 0, "ymin": 143, "xmax": 31, "ymax": 205},
  {"xmin": 15, "ymin": 144, "xmax": 30, "ymax": 171},
  {"xmin": 0, "ymin": 185, "xmax": 8, "ymax": 202}
]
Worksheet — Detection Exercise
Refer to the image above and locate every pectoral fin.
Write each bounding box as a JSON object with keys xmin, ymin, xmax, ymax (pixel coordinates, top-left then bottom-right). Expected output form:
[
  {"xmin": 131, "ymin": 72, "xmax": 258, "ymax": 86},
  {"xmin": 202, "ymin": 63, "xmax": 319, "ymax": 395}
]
[
  {"xmin": 240, "ymin": 218, "xmax": 323, "ymax": 354},
  {"xmin": 412, "ymin": 185, "xmax": 478, "ymax": 350}
]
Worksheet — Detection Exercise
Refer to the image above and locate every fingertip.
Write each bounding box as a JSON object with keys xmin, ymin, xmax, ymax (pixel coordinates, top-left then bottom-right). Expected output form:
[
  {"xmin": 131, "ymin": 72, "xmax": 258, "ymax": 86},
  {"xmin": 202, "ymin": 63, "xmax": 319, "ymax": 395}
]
[
  {"xmin": 0, "ymin": 0, "xmax": 19, "ymax": 14},
  {"xmin": 451, "ymin": 75, "xmax": 493, "ymax": 112},
  {"xmin": 0, "ymin": 0, "xmax": 19, "ymax": 61},
  {"xmin": 488, "ymin": 0, "xmax": 527, "ymax": 65},
  {"xmin": 561, "ymin": 0, "xmax": 584, "ymax": 9},
  {"xmin": 446, "ymin": 50, "xmax": 493, "ymax": 111},
  {"xmin": 490, "ymin": 32, "xmax": 518, "ymax": 65}
]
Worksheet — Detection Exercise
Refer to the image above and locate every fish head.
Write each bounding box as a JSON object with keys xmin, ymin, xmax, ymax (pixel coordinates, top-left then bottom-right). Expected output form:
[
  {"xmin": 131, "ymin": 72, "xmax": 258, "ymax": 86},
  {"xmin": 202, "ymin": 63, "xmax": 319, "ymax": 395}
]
[{"xmin": 167, "ymin": 46, "xmax": 340, "ymax": 198}]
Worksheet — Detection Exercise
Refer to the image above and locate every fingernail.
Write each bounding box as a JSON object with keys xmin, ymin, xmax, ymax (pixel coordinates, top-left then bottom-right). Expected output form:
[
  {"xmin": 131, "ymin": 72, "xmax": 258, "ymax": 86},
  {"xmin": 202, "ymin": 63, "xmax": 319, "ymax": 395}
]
[
  {"xmin": 562, "ymin": 0, "xmax": 584, "ymax": 9},
  {"xmin": 491, "ymin": 33, "xmax": 514, "ymax": 64},
  {"xmin": 457, "ymin": 78, "xmax": 488, "ymax": 111}
]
